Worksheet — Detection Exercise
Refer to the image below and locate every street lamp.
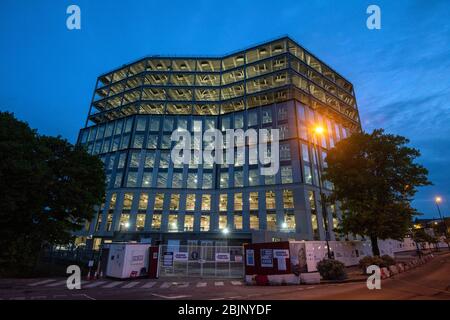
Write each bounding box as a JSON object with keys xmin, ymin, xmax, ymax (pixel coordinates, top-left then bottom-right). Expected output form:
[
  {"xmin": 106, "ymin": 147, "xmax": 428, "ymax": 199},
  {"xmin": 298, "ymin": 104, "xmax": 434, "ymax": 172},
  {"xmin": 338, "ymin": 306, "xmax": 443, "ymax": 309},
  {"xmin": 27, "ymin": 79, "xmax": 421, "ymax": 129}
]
[
  {"xmin": 434, "ymin": 196, "xmax": 450, "ymax": 249},
  {"xmin": 311, "ymin": 125, "xmax": 332, "ymax": 259}
]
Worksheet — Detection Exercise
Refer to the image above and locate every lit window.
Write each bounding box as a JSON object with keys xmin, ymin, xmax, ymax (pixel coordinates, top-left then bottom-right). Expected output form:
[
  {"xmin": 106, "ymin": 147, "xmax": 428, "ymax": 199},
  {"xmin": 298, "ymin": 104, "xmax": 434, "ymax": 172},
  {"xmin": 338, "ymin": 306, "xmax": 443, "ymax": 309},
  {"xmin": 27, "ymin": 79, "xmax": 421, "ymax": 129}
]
[
  {"xmin": 123, "ymin": 193, "xmax": 133, "ymax": 210},
  {"xmin": 138, "ymin": 193, "xmax": 148, "ymax": 210},
  {"xmin": 154, "ymin": 193, "xmax": 164, "ymax": 210},
  {"xmin": 250, "ymin": 214, "xmax": 259, "ymax": 230},
  {"xmin": 170, "ymin": 194, "xmax": 180, "ymax": 210},
  {"xmin": 119, "ymin": 214, "xmax": 130, "ymax": 231},
  {"xmin": 186, "ymin": 194, "xmax": 196, "ymax": 211},
  {"xmin": 219, "ymin": 194, "xmax": 228, "ymax": 212},
  {"xmin": 200, "ymin": 215, "xmax": 210, "ymax": 231},
  {"xmin": 219, "ymin": 215, "xmax": 227, "ymax": 229},
  {"xmin": 267, "ymin": 213, "xmax": 277, "ymax": 231},
  {"xmin": 151, "ymin": 214, "xmax": 161, "ymax": 230},
  {"xmin": 136, "ymin": 214, "xmax": 146, "ymax": 231},
  {"xmin": 201, "ymin": 194, "xmax": 211, "ymax": 211},
  {"xmin": 234, "ymin": 215, "xmax": 243, "ymax": 230},
  {"xmin": 184, "ymin": 215, "xmax": 194, "ymax": 231},
  {"xmin": 249, "ymin": 192, "xmax": 258, "ymax": 210},
  {"xmin": 168, "ymin": 214, "xmax": 178, "ymax": 232},
  {"xmin": 283, "ymin": 190, "xmax": 294, "ymax": 209},
  {"xmin": 234, "ymin": 193, "xmax": 243, "ymax": 211},
  {"xmin": 265, "ymin": 191, "xmax": 276, "ymax": 210}
]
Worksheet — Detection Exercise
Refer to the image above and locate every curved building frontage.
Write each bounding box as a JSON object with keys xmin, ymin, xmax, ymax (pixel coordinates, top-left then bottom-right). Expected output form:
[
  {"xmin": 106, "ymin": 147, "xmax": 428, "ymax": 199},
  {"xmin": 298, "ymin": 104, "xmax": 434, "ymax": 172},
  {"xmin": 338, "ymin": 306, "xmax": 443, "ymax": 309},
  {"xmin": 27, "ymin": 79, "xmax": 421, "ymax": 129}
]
[{"xmin": 75, "ymin": 36, "xmax": 362, "ymax": 250}]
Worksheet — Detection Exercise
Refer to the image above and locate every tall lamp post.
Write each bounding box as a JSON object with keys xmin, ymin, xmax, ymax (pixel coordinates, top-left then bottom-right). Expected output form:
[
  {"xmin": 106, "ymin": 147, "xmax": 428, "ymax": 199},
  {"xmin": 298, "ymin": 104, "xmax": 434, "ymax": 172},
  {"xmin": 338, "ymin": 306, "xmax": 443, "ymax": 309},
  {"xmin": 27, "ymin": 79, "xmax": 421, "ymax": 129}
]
[
  {"xmin": 311, "ymin": 126, "xmax": 332, "ymax": 259},
  {"xmin": 435, "ymin": 196, "xmax": 450, "ymax": 250}
]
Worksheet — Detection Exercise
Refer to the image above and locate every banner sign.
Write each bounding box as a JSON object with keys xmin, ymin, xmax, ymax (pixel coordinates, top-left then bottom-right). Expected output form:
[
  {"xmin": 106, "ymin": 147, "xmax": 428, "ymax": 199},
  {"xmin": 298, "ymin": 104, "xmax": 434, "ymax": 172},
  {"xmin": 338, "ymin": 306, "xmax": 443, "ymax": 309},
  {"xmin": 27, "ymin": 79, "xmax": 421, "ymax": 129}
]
[
  {"xmin": 260, "ymin": 249, "xmax": 273, "ymax": 267},
  {"xmin": 215, "ymin": 252, "xmax": 230, "ymax": 262},
  {"xmin": 246, "ymin": 249, "xmax": 255, "ymax": 266},
  {"xmin": 163, "ymin": 252, "xmax": 174, "ymax": 267},
  {"xmin": 173, "ymin": 252, "xmax": 189, "ymax": 262}
]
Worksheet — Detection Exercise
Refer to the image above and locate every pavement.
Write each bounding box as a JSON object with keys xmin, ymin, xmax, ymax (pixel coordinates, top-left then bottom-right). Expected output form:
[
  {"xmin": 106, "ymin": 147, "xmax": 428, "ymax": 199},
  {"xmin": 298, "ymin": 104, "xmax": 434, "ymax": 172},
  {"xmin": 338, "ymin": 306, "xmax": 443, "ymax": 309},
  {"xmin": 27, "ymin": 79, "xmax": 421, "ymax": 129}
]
[{"xmin": 0, "ymin": 252, "xmax": 449, "ymax": 300}]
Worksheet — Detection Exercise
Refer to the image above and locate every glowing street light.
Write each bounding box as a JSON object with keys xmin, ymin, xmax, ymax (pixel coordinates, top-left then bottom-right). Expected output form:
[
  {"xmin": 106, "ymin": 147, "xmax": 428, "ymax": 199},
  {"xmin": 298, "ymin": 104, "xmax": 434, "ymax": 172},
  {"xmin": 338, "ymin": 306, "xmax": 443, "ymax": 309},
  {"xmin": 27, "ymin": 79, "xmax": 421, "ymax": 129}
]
[
  {"xmin": 310, "ymin": 124, "xmax": 332, "ymax": 259},
  {"xmin": 434, "ymin": 196, "xmax": 450, "ymax": 249},
  {"xmin": 222, "ymin": 227, "xmax": 229, "ymax": 235},
  {"xmin": 314, "ymin": 125, "xmax": 325, "ymax": 135}
]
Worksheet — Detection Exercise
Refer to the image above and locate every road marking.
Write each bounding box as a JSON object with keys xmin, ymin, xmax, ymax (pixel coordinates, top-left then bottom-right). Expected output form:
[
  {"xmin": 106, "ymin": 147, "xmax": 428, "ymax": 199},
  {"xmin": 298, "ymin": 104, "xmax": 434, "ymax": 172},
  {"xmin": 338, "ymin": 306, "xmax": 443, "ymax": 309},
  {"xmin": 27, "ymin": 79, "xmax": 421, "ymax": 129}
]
[
  {"xmin": 228, "ymin": 296, "xmax": 242, "ymax": 299},
  {"xmin": 151, "ymin": 293, "xmax": 190, "ymax": 299},
  {"xmin": 83, "ymin": 281, "xmax": 108, "ymax": 288},
  {"xmin": 102, "ymin": 281, "xmax": 123, "ymax": 288},
  {"xmin": 215, "ymin": 281, "xmax": 224, "ymax": 286},
  {"xmin": 53, "ymin": 294, "xmax": 68, "ymax": 298},
  {"xmin": 160, "ymin": 282, "xmax": 172, "ymax": 288},
  {"xmin": 231, "ymin": 281, "xmax": 242, "ymax": 285},
  {"xmin": 196, "ymin": 282, "xmax": 207, "ymax": 287},
  {"xmin": 306, "ymin": 286, "xmax": 316, "ymax": 289},
  {"xmin": 72, "ymin": 293, "xmax": 96, "ymax": 300},
  {"xmin": 210, "ymin": 297, "xmax": 225, "ymax": 300},
  {"xmin": 122, "ymin": 281, "xmax": 140, "ymax": 289},
  {"xmin": 30, "ymin": 296, "xmax": 47, "ymax": 300},
  {"xmin": 141, "ymin": 282, "xmax": 156, "ymax": 288},
  {"xmin": 176, "ymin": 282, "xmax": 189, "ymax": 288},
  {"xmin": 28, "ymin": 279, "xmax": 56, "ymax": 286},
  {"xmin": 46, "ymin": 280, "xmax": 67, "ymax": 287},
  {"xmin": 10, "ymin": 297, "xmax": 26, "ymax": 300}
]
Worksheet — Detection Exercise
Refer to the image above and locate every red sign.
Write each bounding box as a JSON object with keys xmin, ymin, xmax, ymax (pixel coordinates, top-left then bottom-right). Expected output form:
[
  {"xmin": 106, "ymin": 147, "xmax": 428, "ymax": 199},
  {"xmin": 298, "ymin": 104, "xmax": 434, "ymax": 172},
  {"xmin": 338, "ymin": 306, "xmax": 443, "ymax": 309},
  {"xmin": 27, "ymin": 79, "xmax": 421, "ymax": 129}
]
[{"xmin": 244, "ymin": 241, "xmax": 291, "ymax": 275}]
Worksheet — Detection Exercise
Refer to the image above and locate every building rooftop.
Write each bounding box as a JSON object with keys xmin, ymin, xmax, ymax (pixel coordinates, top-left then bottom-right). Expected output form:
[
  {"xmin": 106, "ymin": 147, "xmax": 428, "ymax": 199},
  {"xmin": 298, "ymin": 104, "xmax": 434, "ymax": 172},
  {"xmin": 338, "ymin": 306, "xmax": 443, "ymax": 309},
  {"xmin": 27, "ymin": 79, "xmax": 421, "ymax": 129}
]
[{"xmin": 87, "ymin": 36, "xmax": 360, "ymax": 129}]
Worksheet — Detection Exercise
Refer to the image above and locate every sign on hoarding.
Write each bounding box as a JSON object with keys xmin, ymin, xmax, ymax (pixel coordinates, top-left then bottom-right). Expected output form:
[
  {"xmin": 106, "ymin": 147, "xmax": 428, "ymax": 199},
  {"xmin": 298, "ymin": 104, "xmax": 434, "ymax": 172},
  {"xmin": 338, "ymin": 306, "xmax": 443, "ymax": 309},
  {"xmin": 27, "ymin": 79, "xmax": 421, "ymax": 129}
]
[
  {"xmin": 260, "ymin": 249, "xmax": 273, "ymax": 267},
  {"xmin": 215, "ymin": 253, "xmax": 230, "ymax": 262},
  {"xmin": 173, "ymin": 252, "xmax": 189, "ymax": 262},
  {"xmin": 246, "ymin": 249, "xmax": 255, "ymax": 266},
  {"xmin": 163, "ymin": 252, "xmax": 174, "ymax": 267}
]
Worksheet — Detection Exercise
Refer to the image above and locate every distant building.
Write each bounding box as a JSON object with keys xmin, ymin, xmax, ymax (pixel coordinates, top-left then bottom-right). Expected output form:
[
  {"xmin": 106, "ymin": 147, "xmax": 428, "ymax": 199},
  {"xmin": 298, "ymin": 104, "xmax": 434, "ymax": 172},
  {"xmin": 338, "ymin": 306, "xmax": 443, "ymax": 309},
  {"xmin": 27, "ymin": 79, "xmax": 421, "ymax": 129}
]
[{"xmin": 74, "ymin": 36, "xmax": 361, "ymax": 250}]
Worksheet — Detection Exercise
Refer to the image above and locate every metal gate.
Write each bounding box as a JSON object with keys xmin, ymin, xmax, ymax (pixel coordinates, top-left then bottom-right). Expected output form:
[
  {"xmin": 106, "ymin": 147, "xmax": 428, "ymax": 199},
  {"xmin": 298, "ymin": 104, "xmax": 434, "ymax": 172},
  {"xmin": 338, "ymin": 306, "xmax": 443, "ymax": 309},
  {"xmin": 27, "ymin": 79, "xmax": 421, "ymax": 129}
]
[{"xmin": 158, "ymin": 244, "xmax": 244, "ymax": 278}]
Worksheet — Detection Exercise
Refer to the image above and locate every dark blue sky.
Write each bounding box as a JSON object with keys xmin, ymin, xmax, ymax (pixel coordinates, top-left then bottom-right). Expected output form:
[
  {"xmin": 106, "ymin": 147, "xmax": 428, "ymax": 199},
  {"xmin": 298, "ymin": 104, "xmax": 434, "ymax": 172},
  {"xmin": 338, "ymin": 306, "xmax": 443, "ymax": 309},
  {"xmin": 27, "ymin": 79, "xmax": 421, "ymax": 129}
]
[{"xmin": 1, "ymin": 0, "xmax": 449, "ymax": 218}]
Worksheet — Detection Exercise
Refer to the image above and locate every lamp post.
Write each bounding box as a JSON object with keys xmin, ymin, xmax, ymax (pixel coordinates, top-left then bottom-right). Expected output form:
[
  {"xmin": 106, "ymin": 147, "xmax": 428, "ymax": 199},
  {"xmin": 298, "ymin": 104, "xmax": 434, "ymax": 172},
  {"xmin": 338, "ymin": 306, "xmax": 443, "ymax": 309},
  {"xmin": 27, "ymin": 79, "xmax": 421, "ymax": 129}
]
[
  {"xmin": 311, "ymin": 126, "xmax": 332, "ymax": 259},
  {"xmin": 435, "ymin": 196, "xmax": 450, "ymax": 250}
]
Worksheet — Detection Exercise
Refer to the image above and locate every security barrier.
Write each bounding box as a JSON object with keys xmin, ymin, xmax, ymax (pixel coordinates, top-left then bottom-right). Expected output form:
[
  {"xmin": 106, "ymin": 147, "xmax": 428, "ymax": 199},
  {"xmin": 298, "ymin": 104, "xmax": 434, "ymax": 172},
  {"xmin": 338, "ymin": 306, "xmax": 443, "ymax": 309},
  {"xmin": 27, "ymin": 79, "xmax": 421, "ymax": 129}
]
[{"xmin": 158, "ymin": 244, "xmax": 244, "ymax": 278}]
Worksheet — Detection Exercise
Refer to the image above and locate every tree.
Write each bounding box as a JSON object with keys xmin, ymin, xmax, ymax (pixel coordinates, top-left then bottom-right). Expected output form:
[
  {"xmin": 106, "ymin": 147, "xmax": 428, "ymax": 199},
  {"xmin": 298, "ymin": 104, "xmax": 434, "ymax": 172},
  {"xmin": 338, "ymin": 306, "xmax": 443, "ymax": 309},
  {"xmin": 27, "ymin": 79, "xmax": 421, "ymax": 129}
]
[
  {"xmin": 322, "ymin": 129, "xmax": 431, "ymax": 256},
  {"xmin": 0, "ymin": 112, "xmax": 105, "ymax": 274}
]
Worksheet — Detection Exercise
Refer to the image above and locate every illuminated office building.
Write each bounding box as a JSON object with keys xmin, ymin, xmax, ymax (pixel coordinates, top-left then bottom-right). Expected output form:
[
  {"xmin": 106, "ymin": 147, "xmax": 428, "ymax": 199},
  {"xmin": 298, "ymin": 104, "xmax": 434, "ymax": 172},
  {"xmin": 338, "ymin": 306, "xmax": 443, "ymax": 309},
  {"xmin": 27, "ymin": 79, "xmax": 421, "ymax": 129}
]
[{"xmin": 76, "ymin": 36, "xmax": 361, "ymax": 249}]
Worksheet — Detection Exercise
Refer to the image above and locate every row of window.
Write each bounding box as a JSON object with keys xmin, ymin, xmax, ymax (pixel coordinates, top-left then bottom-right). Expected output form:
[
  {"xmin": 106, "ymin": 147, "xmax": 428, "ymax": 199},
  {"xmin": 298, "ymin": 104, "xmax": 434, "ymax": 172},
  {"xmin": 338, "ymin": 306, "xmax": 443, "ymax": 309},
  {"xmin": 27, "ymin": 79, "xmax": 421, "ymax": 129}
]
[{"xmin": 107, "ymin": 189, "xmax": 294, "ymax": 212}]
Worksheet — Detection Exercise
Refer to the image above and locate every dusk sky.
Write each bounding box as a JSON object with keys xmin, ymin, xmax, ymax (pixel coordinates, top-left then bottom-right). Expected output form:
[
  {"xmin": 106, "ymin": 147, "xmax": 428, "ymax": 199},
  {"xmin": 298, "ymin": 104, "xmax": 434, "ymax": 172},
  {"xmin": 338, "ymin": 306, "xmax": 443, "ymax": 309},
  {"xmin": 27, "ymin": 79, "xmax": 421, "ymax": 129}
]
[{"xmin": 1, "ymin": 0, "xmax": 449, "ymax": 218}]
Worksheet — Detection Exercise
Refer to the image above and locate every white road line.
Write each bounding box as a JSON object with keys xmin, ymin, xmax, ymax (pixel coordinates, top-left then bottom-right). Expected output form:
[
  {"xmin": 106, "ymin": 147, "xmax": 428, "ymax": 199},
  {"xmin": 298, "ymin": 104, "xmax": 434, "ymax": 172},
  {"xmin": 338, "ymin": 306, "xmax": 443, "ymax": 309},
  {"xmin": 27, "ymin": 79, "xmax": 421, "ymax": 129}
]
[
  {"xmin": 141, "ymin": 282, "xmax": 156, "ymax": 288},
  {"xmin": 102, "ymin": 281, "xmax": 123, "ymax": 288},
  {"xmin": 122, "ymin": 281, "xmax": 140, "ymax": 289},
  {"xmin": 83, "ymin": 281, "xmax": 109, "ymax": 288},
  {"xmin": 10, "ymin": 297, "xmax": 26, "ymax": 300},
  {"xmin": 176, "ymin": 282, "xmax": 189, "ymax": 288},
  {"xmin": 28, "ymin": 279, "xmax": 56, "ymax": 286},
  {"xmin": 215, "ymin": 281, "xmax": 224, "ymax": 286},
  {"xmin": 210, "ymin": 297, "xmax": 225, "ymax": 300},
  {"xmin": 231, "ymin": 281, "xmax": 242, "ymax": 285},
  {"xmin": 228, "ymin": 296, "xmax": 242, "ymax": 299},
  {"xmin": 306, "ymin": 286, "xmax": 316, "ymax": 289},
  {"xmin": 53, "ymin": 294, "xmax": 68, "ymax": 298},
  {"xmin": 30, "ymin": 296, "xmax": 47, "ymax": 300},
  {"xmin": 160, "ymin": 282, "xmax": 172, "ymax": 288},
  {"xmin": 196, "ymin": 282, "xmax": 207, "ymax": 287},
  {"xmin": 46, "ymin": 280, "xmax": 67, "ymax": 287}
]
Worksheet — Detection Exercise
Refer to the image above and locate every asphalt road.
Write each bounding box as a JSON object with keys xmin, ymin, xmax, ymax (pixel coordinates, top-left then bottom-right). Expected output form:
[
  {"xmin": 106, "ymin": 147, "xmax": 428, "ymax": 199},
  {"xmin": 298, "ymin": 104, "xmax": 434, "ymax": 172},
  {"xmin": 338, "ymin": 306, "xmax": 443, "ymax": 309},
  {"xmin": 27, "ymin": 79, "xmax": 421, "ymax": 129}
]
[{"xmin": 1, "ymin": 253, "xmax": 449, "ymax": 300}]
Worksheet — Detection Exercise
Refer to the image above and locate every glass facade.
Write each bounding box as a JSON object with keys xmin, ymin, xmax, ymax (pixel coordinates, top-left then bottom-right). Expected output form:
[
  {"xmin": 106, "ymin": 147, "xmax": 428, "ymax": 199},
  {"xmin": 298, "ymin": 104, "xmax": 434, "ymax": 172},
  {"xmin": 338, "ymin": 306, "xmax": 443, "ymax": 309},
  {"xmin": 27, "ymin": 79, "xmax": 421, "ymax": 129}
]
[{"xmin": 77, "ymin": 37, "xmax": 361, "ymax": 245}]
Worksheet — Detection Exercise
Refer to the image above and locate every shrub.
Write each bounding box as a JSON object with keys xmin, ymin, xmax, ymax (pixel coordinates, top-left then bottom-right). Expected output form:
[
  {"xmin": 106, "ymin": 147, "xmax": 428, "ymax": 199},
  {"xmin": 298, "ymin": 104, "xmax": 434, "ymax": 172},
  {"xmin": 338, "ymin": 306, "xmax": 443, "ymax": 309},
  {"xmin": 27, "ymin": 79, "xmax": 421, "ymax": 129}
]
[
  {"xmin": 381, "ymin": 255, "xmax": 396, "ymax": 266},
  {"xmin": 317, "ymin": 259, "xmax": 347, "ymax": 280},
  {"xmin": 359, "ymin": 256, "xmax": 388, "ymax": 273}
]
